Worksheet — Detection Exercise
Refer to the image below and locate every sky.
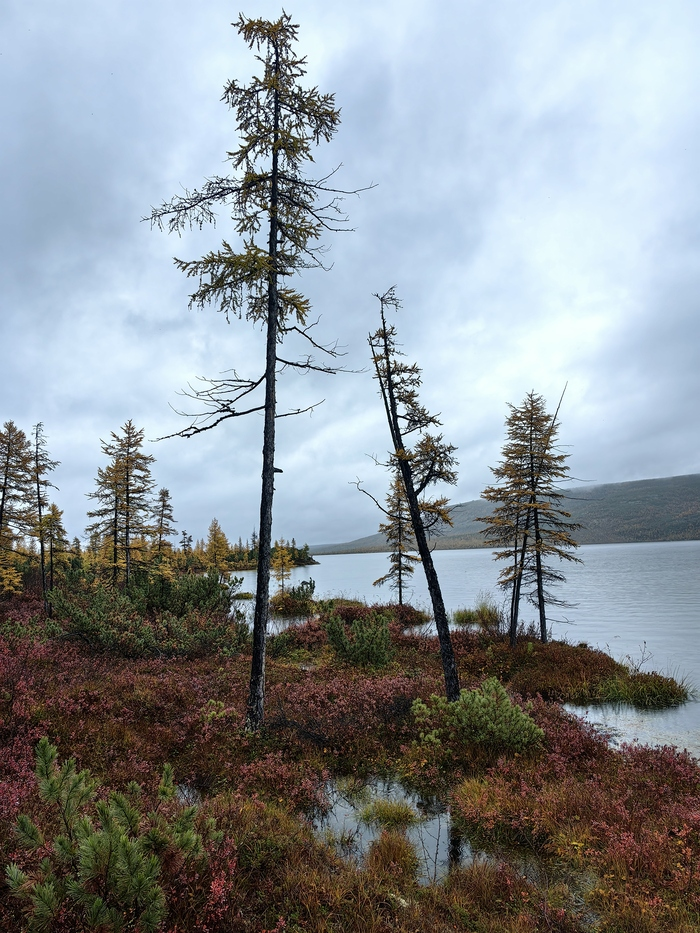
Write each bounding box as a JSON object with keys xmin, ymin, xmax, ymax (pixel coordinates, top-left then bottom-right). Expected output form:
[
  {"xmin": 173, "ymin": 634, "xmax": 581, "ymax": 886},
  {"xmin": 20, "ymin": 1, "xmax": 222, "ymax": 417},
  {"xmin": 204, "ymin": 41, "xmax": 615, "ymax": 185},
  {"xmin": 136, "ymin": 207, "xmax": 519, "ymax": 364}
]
[{"xmin": 2, "ymin": 0, "xmax": 699, "ymax": 547}]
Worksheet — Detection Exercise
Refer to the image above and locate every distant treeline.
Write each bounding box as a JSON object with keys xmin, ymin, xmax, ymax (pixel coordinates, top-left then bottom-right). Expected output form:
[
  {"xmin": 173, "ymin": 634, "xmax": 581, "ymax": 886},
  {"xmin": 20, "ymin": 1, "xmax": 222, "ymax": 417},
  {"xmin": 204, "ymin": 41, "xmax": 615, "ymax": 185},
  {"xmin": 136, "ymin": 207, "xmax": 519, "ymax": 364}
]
[{"xmin": 0, "ymin": 418, "xmax": 314, "ymax": 599}]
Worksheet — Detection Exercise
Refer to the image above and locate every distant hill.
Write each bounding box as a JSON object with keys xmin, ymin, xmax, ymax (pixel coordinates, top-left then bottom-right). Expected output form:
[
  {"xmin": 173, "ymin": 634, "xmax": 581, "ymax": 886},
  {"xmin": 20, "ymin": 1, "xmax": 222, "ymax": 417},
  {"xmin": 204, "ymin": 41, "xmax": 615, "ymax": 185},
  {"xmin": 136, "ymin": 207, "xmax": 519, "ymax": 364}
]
[{"xmin": 311, "ymin": 474, "xmax": 700, "ymax": 555}]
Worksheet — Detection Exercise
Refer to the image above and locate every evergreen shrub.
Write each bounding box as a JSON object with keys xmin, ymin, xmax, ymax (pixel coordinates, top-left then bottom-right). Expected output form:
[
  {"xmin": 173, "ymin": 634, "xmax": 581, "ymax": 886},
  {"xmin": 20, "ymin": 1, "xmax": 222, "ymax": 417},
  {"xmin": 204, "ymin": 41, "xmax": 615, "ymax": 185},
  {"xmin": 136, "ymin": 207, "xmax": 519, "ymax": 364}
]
[
  {"xmin": 5, "ymin": 738, "xmax": 218, "ymax": 933},
  {"xmin": 49, "ymin": 584, "xmax": 249, "ymax": 658},
  {"xmin": 266, "ymin": 630, "xmax": 295, "ymax": 659},
  {"xmin": 127, "ymin": 568, "xmax": 242, "ymax": 616},
  {"xmin": 412, "ymin": 677, "xmax": 544, "ymax": 753},
  {"xmin": 325, "ymin": 611, "xmax": 393, "ymax": 669}
]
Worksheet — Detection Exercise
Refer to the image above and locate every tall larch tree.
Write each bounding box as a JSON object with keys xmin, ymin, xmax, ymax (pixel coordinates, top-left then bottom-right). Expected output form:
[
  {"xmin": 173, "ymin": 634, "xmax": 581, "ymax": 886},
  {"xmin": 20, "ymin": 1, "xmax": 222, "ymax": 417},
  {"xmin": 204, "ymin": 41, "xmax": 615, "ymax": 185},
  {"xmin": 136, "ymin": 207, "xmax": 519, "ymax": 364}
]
[
  {"xmin": 151, "ymin": 487, "xmax": 177, "ymax": 583},
  {"xmin": 0, "ymin": 421, "xmax": 33, "ymax": 595},
  {"xmin": 86, "ymin": 421, "xmax": 156, "ymax": 587},
  {"xmin": 30, "ymin": 424, "xmax": 60, "ymax": 610},
  {"xmin": 206, "ymin": 519, "xmax": 231, "ymax": 581},
  {"xmin": 271, "ymin": 541, "xmax": 293, "ymax": 592},
  {"xmin": 41, "ymin": 504, "xmax": 69, "ymax": 595},
  {"xmin": 147, "ymin": 14, "xmax": 362, "ymax": 730},
  {"xmin": 479, "ymin": 391, "xmax": 581, "ymax": 645},
  {"xmin": 368, "ymin": 288, "xmax": 460, "ymax": 701},
  {"xmin": 153, "ymin": 488, "xmax": 176, "ymax": 554}
]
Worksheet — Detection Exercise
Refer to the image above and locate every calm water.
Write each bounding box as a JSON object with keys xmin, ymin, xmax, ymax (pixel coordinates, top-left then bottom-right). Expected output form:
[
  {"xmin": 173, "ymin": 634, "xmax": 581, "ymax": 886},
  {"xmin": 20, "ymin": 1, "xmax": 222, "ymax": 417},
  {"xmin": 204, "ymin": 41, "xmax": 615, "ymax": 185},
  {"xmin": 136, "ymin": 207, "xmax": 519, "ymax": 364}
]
[
  {"xmin": 238, "ymin": 540, "xmax": 700, "ymax": 756},
  {"xmin": 316, "ymin": 777, "xmax": 459, "ymax": 885}
]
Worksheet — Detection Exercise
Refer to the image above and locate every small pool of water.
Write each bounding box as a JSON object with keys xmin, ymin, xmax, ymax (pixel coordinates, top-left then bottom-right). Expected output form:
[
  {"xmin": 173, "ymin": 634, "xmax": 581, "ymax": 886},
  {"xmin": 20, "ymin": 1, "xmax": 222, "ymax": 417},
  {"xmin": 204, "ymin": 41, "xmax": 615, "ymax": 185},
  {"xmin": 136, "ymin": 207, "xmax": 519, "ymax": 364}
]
[{"xmin": 314, "ymin": 776, "xmax": 471, "ymax": 884}]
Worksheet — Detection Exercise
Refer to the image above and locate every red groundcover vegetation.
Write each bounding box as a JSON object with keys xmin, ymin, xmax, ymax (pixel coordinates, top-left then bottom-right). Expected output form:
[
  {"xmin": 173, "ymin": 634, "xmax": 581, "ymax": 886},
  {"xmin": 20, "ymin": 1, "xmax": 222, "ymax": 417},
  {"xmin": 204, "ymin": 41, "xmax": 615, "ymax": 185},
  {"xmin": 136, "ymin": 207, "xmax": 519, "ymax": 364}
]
[{"xmin": 1, "ymin": 595, "xmax": 698, "ymax": 932}]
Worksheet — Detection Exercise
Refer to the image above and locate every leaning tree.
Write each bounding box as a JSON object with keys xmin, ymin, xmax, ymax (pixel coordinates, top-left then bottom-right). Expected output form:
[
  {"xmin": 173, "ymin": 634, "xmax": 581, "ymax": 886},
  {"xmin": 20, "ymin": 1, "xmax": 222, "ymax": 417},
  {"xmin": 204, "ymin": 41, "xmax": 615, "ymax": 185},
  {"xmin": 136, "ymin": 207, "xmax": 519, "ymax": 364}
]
[
  {"xmin": 479, "ymin": 390, "xmax": 581, "ymax": 645},
  {"xmin": 368, "ymin": 288, "xmax": 460, "ymax": 701},
  {"xmin": 147, "ymin": 14, "xmax": 362, "ymax": 730}
]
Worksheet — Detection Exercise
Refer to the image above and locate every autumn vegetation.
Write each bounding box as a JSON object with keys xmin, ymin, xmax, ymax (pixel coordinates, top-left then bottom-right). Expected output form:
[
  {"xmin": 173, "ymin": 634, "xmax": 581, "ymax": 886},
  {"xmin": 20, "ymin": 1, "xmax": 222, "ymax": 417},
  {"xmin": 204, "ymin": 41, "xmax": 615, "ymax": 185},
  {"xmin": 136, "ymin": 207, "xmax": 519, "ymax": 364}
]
[{"xmin": 1, "ymin": 582, "xmax": 696, "ymax": 932}]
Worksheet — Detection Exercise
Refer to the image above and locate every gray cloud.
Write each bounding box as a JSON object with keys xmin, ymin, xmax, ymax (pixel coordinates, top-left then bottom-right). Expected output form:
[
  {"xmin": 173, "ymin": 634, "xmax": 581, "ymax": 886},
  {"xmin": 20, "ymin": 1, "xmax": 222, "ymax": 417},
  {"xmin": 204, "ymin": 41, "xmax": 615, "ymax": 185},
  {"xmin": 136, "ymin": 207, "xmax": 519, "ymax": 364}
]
[{"xmin": 2, "ymin": 0, "xmax": 699, "ymax": 546}]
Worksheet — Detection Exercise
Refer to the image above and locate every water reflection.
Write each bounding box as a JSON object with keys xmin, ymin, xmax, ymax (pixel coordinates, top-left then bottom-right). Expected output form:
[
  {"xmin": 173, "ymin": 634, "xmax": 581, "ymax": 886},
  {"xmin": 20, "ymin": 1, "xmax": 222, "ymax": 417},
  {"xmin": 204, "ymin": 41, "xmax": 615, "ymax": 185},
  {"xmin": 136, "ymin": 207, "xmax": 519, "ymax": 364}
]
[{"xmin": 315, "ymin": 776, "xmax": 470, "ymax": 884}]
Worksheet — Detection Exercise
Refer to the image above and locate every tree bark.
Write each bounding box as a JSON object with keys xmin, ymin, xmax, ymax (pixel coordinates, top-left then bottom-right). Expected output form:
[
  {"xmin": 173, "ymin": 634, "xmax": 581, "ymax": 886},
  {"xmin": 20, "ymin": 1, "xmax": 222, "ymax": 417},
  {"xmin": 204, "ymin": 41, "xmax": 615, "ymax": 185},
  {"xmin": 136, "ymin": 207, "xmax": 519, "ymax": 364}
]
[
  {"xmin": 246, "ymin": 42, "xmax": 281, "ymax": 732},
  {"xmin": 33, "ymin": 431, "xmax": 48, "ymax": 613},
  {"xmin": 403, "ymin": 475, "xmax": 460, "ymax": 701},
  {"xmin": 533, "ymin": 508, "xmax": 547, "ymax": 642}
]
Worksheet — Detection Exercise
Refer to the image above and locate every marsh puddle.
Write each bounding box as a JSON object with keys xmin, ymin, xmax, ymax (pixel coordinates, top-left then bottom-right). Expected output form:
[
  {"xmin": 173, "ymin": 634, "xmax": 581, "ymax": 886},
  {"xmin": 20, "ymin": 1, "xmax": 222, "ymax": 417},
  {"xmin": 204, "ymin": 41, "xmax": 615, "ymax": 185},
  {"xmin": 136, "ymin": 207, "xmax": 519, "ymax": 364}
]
[
  {"xmin": 176, "ymin": 784, "xmax": 203, "ymax": 806},
  {"xmin": 314, "ymin": 774, "xmax": 596, "ymax": 913},
  {"xmin": 314, "ymin": 776, "xmax": 473, "ymax": 884}
]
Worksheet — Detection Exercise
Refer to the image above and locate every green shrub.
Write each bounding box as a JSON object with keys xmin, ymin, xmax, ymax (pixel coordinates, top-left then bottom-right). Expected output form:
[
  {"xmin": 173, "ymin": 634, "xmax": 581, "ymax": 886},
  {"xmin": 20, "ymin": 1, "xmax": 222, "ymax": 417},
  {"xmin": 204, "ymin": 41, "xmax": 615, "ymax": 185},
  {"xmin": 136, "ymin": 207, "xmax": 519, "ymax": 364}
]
[
  {"xmin": 412, "ymin": 677, "xmax": 543, "ymax": 753},
  {"xmin": 270, "ymin": 579, "xmax": 316, "ymax": 616},
  {"xmin": 49, "ymin": 585, "xmax": 250, "ymax": 658},
  {"xmin": 325, "ymin": 611, "xmax": 393, "ymax": 669},
  {"xmin": 127, "ymin": 568, "xmax": 241, "ymax": 616},
  {"xmin": 5, "ymin": 738, "xmax": 217, "ymax": 933},
  {"xmin": 266, "ymin": 630, "xmax": 296, "ymax": 659}
]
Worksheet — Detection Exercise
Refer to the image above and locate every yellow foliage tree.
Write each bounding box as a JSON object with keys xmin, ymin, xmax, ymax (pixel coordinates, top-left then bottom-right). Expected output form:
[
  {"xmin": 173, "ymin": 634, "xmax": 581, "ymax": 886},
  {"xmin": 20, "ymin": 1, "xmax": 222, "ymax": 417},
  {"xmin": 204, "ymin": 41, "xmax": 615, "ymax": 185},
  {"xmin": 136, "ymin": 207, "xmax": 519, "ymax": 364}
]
[
  {"xmin": 206, "ymin": 519, "xmax": 230, "ymax": 581},
  {"xmin": 271, "ymin": 542, "xmax": 293, "ymax": 593}
]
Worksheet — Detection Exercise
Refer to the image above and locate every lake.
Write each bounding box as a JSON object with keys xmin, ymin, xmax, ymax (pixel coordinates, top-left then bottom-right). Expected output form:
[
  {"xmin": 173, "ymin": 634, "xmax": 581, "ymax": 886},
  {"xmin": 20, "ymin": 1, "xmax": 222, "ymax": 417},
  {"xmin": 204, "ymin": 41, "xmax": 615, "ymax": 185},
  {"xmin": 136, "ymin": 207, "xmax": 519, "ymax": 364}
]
[{"xmin": 237, "ymin": 540, "xmax": 700, "ymax": 756}]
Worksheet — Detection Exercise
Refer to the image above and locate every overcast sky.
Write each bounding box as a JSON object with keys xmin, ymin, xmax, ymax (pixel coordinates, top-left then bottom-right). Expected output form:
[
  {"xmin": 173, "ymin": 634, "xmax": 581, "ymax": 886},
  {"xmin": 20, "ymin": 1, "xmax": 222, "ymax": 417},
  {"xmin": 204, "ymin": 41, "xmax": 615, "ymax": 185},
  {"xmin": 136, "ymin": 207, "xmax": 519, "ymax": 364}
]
[{"xmin": 2, "ymin": 0, "xmax": 699, "ymax": 547}]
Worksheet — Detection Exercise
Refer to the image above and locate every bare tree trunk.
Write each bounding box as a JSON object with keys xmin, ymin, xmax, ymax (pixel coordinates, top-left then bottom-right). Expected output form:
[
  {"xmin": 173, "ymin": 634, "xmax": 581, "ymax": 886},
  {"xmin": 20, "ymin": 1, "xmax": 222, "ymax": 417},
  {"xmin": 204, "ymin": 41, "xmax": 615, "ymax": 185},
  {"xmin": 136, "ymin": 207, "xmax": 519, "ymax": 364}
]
[
  {"xmin": 125, "ymin": 459, "xmax": 131, "ymax": 587},
  {"xmin": 32, "ymin": 432, "xmax": 48, "ymax": 612},
  {"xmin": 533, "ymin": 509, "xmax": 547, "ymax": 642},
  {"xmin": 112, "ymin": 500, "xmax": 119, "ymax": 588},
  {"xmin": 375, "ymin": 321, "xmax": 460, "ymax": 702},
  {"xmin": 510, "ymin": 534, "xmax": 525, "ymax": 647},
  {"xmin": 246, "ymin": 314, "xmax": 277, "ymax": 730},
  {"xmin": 510, "ymin": 507, "xmax": 531, "ymax": 647},
  {"xmin": 397, "ymin": 512, "xmax": 404, "ymax": 606},
  {"xmin": 401, "ymin": 467, "xmax": 460, "ymax": 700},
  {"xmin": 246, "ymin": 47, "xmax": 281, "ymax": 732}
]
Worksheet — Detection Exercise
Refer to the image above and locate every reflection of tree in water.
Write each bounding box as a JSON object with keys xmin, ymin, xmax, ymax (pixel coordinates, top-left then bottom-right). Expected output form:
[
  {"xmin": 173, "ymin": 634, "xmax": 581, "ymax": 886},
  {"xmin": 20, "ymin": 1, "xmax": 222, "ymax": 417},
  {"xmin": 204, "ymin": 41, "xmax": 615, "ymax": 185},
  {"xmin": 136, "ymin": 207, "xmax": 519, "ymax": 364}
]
[{"xmin": 315, "ymin": 776, "xmax": 471, "ymax": 885}]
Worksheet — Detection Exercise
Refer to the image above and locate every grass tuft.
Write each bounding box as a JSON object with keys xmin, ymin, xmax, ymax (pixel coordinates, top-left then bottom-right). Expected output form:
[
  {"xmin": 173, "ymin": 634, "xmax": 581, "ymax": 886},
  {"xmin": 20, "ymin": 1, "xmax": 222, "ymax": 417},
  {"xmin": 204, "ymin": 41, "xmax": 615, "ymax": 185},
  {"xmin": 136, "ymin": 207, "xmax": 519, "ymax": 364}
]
[{"xmin": 358, "ymin": 797, "xmax": 420, "ymax": 829}]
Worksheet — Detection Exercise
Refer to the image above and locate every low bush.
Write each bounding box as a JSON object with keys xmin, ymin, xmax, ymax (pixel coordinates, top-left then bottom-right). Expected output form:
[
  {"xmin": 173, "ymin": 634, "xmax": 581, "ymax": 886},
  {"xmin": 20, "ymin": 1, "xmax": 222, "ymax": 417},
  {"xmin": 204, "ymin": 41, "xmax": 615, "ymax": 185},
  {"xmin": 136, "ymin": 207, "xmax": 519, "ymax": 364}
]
[
  {"xmin": 270, "ymin": 616, "xmax": 327, "ymax": 652},
  {"xmin": 126, "ymin": 568, "xmax": 241, "ymax": 617},
  {"xmin": 48, "ymin": 585, "xmax": 250, "ymax": 658},
  {"xmin": 270, "ymin": 579, "xmax": 316, "ymax": 616},
  {"xmin": 412, "ymin": 677, "xmax": 544, "ymax": 754},
  {"xmin": 269, "ymin": 592, "xmax": 300, "ymax": 615},
  {"xmin": 384, "ymin": 604, "xmax": 431, "ymax": 628},
  {"xmin": 270, "ymin": 672, "xmax": 432, "ymax": 760},
  {"xmin": 325, "ymin": 611, "xmax": 393, "ymax": 669},
  {"xmin": 451, "ymin": 709, "xmax": 700, "ymax": 929},
  {"xmin": 266, "ymin": 630, "xmax": 296, "ymax": 659}
]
